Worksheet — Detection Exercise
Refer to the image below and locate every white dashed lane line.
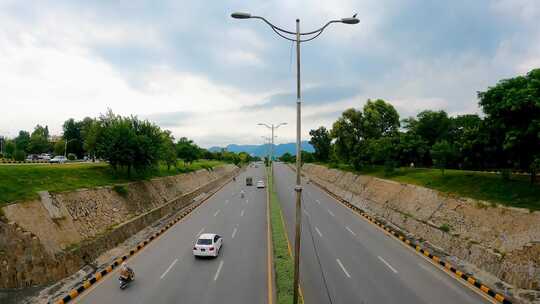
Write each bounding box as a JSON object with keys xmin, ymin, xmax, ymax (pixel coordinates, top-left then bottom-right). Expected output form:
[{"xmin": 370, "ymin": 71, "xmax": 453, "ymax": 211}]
[
  {"xmin": 196, "ymin": 227, "xmax": 205, "ymax": 236},
  {"xmin": 346, "ymin": 226, "xmax": 356, "ymax": 236},
  {"xmin": 378, "ymin": 256, "xmax": 398, "ymax": 274},
  {"xmin": 316, "ymin": 199, "xmax": 321, "ymax": 205},
  {"xmin": 315, "ymin": 227, "xmax": 323, "ymax": 237},
  {"xmin": 336, "ymin": 259, "xmax": 351, "ymax": 278},
  {"xmin": 327, "ymin": 209, "xmax": 335, "ymax": 217},
  {"xmin": 214, "ymin": 261, "xmax": 224, "ymax": 281},
  {"xmin": 232, "ymin": 227, "xmax": 238, "ymax": 239},
  {"xmin": 240, "ymin": 209, "xmax": 245, "ymax": 217},
  {"xmin": 160, "ymin": 258, "xmax": 178, "ymax": 280}
]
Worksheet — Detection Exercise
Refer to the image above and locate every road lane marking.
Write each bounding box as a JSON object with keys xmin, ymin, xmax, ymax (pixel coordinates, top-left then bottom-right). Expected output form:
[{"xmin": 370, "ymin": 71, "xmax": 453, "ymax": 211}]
[
  {"xmin": 336, "ymin": 259, "xmax": 351, "ymax": 278},
  {"xmin": 303, "ymin": 209, "xmax": 310, "ymax": 217},
  {"xmin": 327, "ymin": 209, "xmax": 335, "ymax": 217},
  {"xmin": 315, "ymin": 227, "xmax": 323, "ymax": 237},
  {"xmin": 346, "ymin": 226, "xmax": 356, "ymax": 236},
  {"xmin": 240, "ymin": 209, "xmax": 245, "ymax": 217},
  {"xmin": 246, "ymin": 199, "xmax": 249, "ymax": 204},
  {"xmin": 196, "ymin": 227, "xmax": 205, "ymax": 236},
  {"xmin": 232, "ymin": 227, "xmax": 238, "ymax": 239},
  {"xmin": 214, "ymin": 210, "xmax": 221, "ymax": 217},
  {"xmin": 160, "ymin": 258, "xmax": 178, "ymax": 279},
  {"xmin": 225, "ymin": 199, "xmax": 229, "ymax": 205},
  {"xmin": 378, "ymin": 256, "xmax": 398, "ymax": 274},
  {"xmin": 214, "ymin": 261, "xmax": 224, "ymax": 281},
  {"xmin": 316, "ymin": 199, "xmax": 321, "ymax": 205}
]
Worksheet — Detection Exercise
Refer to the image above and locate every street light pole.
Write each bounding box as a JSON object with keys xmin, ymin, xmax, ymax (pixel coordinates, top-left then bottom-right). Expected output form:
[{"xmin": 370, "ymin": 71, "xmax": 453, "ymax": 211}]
[{"xmin": 232, "ymin": 12, "xmax": 359, "ymax": 304}]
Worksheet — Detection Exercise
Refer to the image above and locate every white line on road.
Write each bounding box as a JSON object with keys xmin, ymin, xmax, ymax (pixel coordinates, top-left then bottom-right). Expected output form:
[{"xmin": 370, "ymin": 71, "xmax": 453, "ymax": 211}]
[
  {"xmin": 346, "ymin": 226, "xmax": 356, "ymax": 236},
  {"xmin": 196, "ymin": 227, "xmax": 205, "ymax": 236},
  {"xmin": 303, "ymin": 209, "xmax": 310, "ymax": 217},
  {"xmin": 316, "ymin": 199, "xmax": 321, "ymax": 205},
  {"xmin": 240, "ymin": 209, "xmax": 245, "ymax": 217},
  {"xmin": 315, "ymin": 227, "xmax": 323, "ymax": 237},
  {"xmin": 336, "ymin": 259, "xmax": 351, "ymax": 278},
  {"xmin": 378, "ymin": 256, "xmax": 398, "ymax": 274},
  {"xmin": 225, "ymin": 199, "xmax": 229, "ymax": 205},
  {"xmin": 232, "ymin": 227, "xmax": 238, "ymax": 239},
  {"xmin": 246, "ymin": 199, "xmax": 249, "ymax": 204},
  {"xmin": 214, "ymin": 260, "xmax": 224, "ymax": 281},
  {"xmin": 214, "ymin": 210, "xmax": 220, "ymax": 217},
  {"xmin": 327, "ymin": 209, "xmax": 335, "ymax": 217},
  {"xmin": 160, "ymin": 258, "xmax": 178, "ymax": 279}
]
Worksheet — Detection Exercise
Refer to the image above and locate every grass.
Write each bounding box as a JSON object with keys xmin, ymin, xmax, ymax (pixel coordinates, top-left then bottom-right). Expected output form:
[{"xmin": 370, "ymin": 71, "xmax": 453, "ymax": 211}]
[
  {"xmin": 320, "ymin": 163, "xmax": 540, "ymax": 211},
  {"xmin": 0, "ymin": 160, "xmax": 224, "ymax": 205},
  {"xmin": 268, "ymin": 168, "xmax": 303, "ymax": 304}
]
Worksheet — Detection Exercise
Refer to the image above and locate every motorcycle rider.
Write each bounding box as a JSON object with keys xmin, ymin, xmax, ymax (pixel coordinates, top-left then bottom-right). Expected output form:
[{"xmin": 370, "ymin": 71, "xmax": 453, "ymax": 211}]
[{"xmin": 119, "ymin": 262, "xmax": 134, "ymax": 283}]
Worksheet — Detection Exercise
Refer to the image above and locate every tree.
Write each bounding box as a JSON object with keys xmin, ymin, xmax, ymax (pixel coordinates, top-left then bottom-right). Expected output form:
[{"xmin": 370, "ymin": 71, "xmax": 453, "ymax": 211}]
[
  {"xmin": 13, "ymin": 149, "xmax": 26, "ymax": 161},
  {"xmin": 28, "ymin": 124, "xmax": 51, "ymax": 154},
  {"xmin": 5, "ymin": 140, "xmax": 15, "ymax": 159},
  {"xmin": 431, "ymin": 140, "xmax": 456, "ymax": 175},
  {"xmin": 54, "ymin": 139, "xmax": 66, "ymax": 156},
  {"xmin": 160, "ymin": 131, "xmax": 177, "ymax": 171},
  {"xmin": 309, "ymin": 126, "xmax": 331, "ymax": 162},
  {"xmin": 279, "ymin": 152, "xmax": 294, "ymax": 163},
  {"xmin": 176, "ymin": 137, "xmax": 200, "ymax": 165},
  {"xmin": 408, "ymin": 110, "xmax": 452, "ymax": 146},
  {"xmin": 14, "ymin": 131, "xmax": 30, "ymax": 153},
  {"xmin": 331, "ymin": 108, "xmax": 364, "ymax": 168},
  {"xmin": 63, "ymin": 118, "xmax": 84, "ymax": 158},
  {"xmin": 396, "ymin": 132, "xmax": 428, "ymax": 166},
  {"xmin": 362, "ymin": 99, "xmax": 400, "ymax": 139},
  {"xmin": 478, "ymin": 68, "xmax": 540, "ymax": 179}
]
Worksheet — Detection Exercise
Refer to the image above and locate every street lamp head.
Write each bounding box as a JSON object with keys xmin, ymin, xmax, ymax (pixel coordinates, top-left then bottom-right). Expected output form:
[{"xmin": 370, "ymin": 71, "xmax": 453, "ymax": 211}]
[
  {"xmin": 341, "ymin": 17, "xmax": 360, "ymax": 24},
  {"xmin": 231, "ymin": 12, "xmax": 251, "ymax": 19}
]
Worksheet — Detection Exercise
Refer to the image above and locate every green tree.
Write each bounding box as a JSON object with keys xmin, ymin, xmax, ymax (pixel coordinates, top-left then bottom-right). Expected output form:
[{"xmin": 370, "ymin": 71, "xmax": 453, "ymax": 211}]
[
  {"xmin": 54, "ymin": 139, "xmax": 65, "ymax": 156},
  {"xmin": 279, "ymin": 152, "xmax": 294, "ymax": 163},
  {"xmin": 160, "ymin": 131, "xmax": 177, "ymax": 171},
  {"xmin": 362, "ymin": 99, "xmax": 400, "ymax": 139},
  {"xmin": 309, "ymin": 126, "xmax": 332, "ymax": 162},
  {"xmin": 331, "ymin": 108, "xmax": 364, "ymax": 168},
  {"xmin": 14, "ymin": 130, "xmax": 30, "ymax": 153},
  {"xmin": 408, "ymin": 110, "xmax": 452, "ymax": 146},
  {"xmin": 63, "ymin": 118, "xmax": 84, "ymax": 158},
  {"xmin": 478, "ymin": 68, "xmax": 540, "ymax": 181},
  {"xmin": 5, "ymin": 140, "xmax": 15, "ymax": 159},
  {"xmin": 28, "ymin": 124, "xmax": 51, "ymax": 154},
  {"xmin": 176, "ymin": 137, "xmax": 200, "ymax": 165},
  {"xmin": 396, "ymin": 132, "xmax": 428, "ymax": 166},
  {"xmin": 13, "ymin": 149, "xmax": 26, "ymax": 161},
  {"xmin": 431, "ymin": 140, "xmax": 456, "ymax": 175}
]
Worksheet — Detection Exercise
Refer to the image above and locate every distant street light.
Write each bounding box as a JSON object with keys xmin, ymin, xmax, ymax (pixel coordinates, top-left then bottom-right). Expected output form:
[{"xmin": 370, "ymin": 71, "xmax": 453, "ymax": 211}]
[{"xmin": 232, "ymin": 12, "xmax": 359, "ymax": 304}]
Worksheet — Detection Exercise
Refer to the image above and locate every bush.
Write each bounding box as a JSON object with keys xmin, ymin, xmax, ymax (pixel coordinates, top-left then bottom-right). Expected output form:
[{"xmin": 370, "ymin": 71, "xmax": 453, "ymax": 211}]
[
  {"xmin": 67, "ymin": 153, "xmax": 77, "ymax": 161},
  {"xmin": 112, "ymin": 185, "xmax": 128, "ymax": 197},
  {"xmin": 439, "ymin": 223, "xmax": 451, "ymax": 233},
  {"xmin": 13, "ymin": 150, "xmax": 26, "ymax": 161},
  {"xmin": 384, "ymin": 160, "xmax": 396, "ymax": 177}
]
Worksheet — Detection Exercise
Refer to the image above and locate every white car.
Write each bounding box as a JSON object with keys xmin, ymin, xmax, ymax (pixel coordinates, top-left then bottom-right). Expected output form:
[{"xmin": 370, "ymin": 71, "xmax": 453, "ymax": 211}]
[
  {"xmin": 50, "ymin": 156, "xmax": 67, "ymax": 163},
  {"xmin": 256, "ymin": 181, "xmax": 265, "ymax": 188},
  {"xmin": 193, "ymin": 233, "xmax": 222, "ymax": 257}
]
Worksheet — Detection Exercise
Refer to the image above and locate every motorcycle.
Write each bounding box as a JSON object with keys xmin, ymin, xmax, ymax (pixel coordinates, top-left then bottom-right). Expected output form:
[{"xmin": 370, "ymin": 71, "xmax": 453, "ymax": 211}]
[{"xmin": 119, "ymin": 272, "xmax": 134, "ymax": 289}]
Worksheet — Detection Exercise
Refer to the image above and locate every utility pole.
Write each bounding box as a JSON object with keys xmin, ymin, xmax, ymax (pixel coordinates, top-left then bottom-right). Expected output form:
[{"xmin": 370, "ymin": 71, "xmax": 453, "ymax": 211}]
[{"xmin": 232, "ymin": 12, "xmax": 359, "ymax": 304}]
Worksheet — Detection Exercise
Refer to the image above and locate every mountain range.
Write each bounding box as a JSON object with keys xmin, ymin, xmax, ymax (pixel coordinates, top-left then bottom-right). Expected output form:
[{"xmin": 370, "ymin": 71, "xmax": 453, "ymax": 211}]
[{"xmin": 208, "ymin": 141, "xmax": 314, "ymax": 158}]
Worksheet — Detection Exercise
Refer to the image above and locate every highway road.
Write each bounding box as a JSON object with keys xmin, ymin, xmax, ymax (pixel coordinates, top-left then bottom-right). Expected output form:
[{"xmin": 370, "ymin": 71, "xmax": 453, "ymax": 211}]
[
  {"xmin": 75, "ymin": 166, "xmax": 269, "ymax": 304},
  {"xmin": 273, "ymin": 162, "xmax": 491, "ymax": 304}
]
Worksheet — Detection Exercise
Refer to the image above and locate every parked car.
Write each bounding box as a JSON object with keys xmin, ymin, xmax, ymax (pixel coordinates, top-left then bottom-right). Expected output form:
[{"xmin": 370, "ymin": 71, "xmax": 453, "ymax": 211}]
[
  {"xmin": 193, "ymin": 233, "xmax": 222, "ymax": 258},
  {"xmin": 50, "ymin": 156, "xmax": 67, "ymax": 163},
  {"xmin": 39, "ymin": 154, "xmax": 51, "ymax": 161},
  {"xmin": 256, "ymin": 180, "xmax": 265, "ymax": 188},
  {"xmin": 26, "ymin": 154, "xmax": 38, "ymax": 161}
]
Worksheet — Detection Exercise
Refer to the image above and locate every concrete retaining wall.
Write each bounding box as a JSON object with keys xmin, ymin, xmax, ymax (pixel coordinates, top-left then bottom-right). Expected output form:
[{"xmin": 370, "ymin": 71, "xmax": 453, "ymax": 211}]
[
  {"xmin": 0, "ymin": 165, "xmax": 238, "ymax": 288},
  {"xmin": 301, "ymin": 163, "xmax": 540, "ymax": 291}
]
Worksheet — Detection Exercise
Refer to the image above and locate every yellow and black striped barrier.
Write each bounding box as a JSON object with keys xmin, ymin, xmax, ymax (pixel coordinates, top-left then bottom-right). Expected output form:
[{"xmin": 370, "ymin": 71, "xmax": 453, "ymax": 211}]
[{"xmin": 310, "ymin": 179, "xmax": 513, "ymax": 304}]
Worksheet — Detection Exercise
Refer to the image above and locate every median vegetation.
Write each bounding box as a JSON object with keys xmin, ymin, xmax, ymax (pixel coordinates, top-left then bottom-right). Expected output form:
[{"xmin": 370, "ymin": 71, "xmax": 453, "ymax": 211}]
[{"xmin": 268, "ymin": 168, "xmax": 303, "ymax": 304}]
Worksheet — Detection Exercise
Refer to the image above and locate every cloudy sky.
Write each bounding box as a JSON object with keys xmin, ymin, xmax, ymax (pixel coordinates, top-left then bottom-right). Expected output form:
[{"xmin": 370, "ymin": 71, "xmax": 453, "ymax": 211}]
[{"xmin": 1, "ymin": 0, "xmax": 539, "ymax": 147}]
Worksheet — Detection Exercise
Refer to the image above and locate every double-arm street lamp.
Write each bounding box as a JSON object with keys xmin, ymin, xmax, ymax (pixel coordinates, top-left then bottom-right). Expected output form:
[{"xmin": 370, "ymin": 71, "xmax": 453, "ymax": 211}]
[
  {"xmin": 232, "ymin": 12, "xmax": 359, "ymax": 304},
  {"xmin": 257, "ymin": 122, "xmax": 287, "ymax": 166}
]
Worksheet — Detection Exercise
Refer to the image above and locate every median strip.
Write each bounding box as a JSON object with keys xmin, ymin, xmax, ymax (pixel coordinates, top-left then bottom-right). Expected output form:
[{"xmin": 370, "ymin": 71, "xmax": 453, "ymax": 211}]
[{"xmin": 267, "ymin": 169, "xmax": 303, "ymax": 304}]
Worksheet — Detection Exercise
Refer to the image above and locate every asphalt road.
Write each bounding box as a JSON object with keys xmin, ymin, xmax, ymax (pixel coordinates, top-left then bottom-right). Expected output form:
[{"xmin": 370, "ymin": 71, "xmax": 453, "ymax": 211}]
[
  {"xmin": 273, "ymin": 162, "xmax": 491, "ymax": 304},
  {"xmin": 76, "ymin": 166, "xmax": 269, "ymax": 304}
]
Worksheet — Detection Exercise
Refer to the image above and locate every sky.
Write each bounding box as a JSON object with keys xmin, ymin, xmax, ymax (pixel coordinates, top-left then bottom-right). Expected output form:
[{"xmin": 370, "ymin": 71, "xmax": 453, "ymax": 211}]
[{"xmin": 0, "ymin": 0, "xmax": 539, "ymax": 148}]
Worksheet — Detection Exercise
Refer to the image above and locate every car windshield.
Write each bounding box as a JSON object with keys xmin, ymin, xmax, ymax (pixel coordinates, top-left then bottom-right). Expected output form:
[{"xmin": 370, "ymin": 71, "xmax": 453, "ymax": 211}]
[{"xmin": 197, "ymin": 238, "xmax": 212, "ymax": 245}]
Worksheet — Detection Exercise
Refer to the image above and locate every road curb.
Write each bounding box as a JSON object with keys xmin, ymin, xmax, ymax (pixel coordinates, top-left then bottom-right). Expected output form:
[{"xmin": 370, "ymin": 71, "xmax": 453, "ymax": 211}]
[
  {"xmin": 308, "ymin": 176, "xmax": 513, "ymax": 304},
  {"xmin": 52, "ymin": 171, "xmax": 239, "ymax": 304}
]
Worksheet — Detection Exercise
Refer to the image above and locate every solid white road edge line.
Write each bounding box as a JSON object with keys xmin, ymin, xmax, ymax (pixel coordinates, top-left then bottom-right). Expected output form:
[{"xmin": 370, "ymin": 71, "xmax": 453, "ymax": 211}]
[
  {"xmin": 378, "ymin": 256, "xmax": 398, "ymax": 274},
  {"xmin": 346, "ymin": 226, "xmax": 356, "ymax": 236},
  {"xmin": 336, "ymin": 259, "xmax": 351, "ymax": 278},
  {"xmin": 214, "ymin": 260, "xmax": 224, "ymax": 281},
  {"xmin": 315, "ymin": 227, "xmax": 323, "ymax": 238},
  {"xmin": 160, "ymin": 258, "xmax": 178, "ymax": 280},
  {"xmin": 232, "ymin": 227, "xmax": 238, "ymax": 239},
  {"xmin": 240, "ymin": 209, "xmax": 245, "ymax": 217}
]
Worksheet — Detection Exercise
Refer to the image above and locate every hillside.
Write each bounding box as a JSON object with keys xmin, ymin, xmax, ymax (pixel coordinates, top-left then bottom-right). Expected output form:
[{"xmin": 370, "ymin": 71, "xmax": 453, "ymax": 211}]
[{"xmin": 209, "ymin": 141, "xmax": 314, "ymax": 157}]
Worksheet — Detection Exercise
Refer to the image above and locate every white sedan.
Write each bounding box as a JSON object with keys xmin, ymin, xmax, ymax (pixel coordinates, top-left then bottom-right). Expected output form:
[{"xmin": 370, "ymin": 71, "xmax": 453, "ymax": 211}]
[
  {"xmin": 193, "ymin": 233, "xmax": 222, "ymax": 257},
  {"xmin": 256, "ymin": 181, "xmax": 265, "ymax": 188}
]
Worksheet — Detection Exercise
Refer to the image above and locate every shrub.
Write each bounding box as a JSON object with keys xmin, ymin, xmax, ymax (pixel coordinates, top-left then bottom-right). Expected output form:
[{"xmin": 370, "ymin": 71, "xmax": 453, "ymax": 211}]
[
  {"xmin": 384, "ymin": 160, "xmax": 396, "ymax": 177},
  {"xmin": 439, "ymin": 223, "xmax": 451, "ymax": 233},
  {"xmin": 13, "ymin": 150, "xmax": 26, "ymax": 161},
  {"xmin": 67, "ymin": 153, "xmax": 77, "ymax": 161},
  {"xmin": 112, "ymin": 185, "xmax": 128, "ymax": 197}
]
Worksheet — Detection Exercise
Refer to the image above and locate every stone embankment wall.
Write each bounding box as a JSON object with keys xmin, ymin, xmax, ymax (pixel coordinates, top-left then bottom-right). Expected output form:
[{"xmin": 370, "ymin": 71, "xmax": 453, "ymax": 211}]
[
  {"xmin": 0, "ymin": 164, "xmax": 238, "ymax": 288},
  {"xmin": 301, "ymin": 164, "xmax": 540, "ymax": 291}
]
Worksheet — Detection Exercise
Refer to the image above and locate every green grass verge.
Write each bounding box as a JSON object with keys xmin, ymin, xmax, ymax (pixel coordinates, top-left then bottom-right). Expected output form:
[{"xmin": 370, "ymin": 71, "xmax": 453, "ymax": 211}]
[
  {"xmin": 320, "ymin": 162, "xmax": 540, "ymax": 211},
  {"xmin": 0, "ymin": 160, "xmax": 223, "ymax": 205},
  {"xmin": 268, "ymin": 168, "xmax": 303, "ymax": 304}
]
